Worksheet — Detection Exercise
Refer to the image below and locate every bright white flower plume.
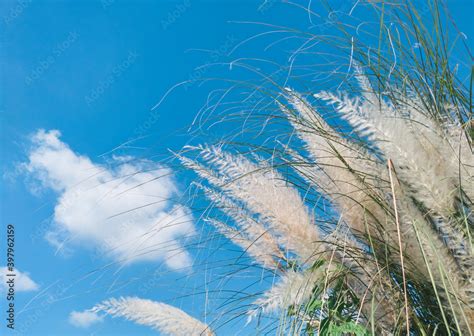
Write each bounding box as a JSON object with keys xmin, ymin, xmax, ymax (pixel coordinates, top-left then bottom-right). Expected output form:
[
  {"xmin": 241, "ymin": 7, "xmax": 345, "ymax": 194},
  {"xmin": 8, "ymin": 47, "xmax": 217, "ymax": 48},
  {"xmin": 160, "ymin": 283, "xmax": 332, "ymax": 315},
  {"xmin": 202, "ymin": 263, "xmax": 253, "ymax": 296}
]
[
  {"xmin": 247, "ymin": 267, "xmax": 334, "ymax": 321},
  {"xmin": 180, "ymin": 146, "xmax": 321, "ymax": 263},
  {"xmin": 92, "ymin": 297, "xmax": 214, "ymax": 336}
]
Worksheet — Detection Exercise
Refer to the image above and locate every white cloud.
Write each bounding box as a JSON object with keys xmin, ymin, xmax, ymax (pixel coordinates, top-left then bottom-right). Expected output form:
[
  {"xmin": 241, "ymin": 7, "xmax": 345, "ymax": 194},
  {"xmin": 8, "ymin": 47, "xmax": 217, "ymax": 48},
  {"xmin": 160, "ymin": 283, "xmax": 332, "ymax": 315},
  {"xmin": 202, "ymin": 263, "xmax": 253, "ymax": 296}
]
[
  {"xmin": 0, "ymin": 267, "xmax": 39, "ymax": 292},
  {"xmin": 69, "ymin": 310, "xmax": 103, "ymax": 328},
  {"xmin": 24, "ymin": 129, "xmax": 195, "ymax": 270}
]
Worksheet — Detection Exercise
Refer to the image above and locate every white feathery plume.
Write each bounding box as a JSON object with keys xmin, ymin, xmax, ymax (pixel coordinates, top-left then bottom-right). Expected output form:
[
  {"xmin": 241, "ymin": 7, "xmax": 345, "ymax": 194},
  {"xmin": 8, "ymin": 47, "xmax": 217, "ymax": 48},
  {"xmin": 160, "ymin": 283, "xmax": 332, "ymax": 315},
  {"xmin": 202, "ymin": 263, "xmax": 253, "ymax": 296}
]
[
  {"xmin": 315, "ymin": 71, "xmax": 472, "ymax": 274},
  {"xmin": 280, "ymin": 144, "xmax": 341, "ymax": 206},
  {"xmin": 320, "ymin": 230, "xmax": 405, "ymax": 330},
  {"xmin": 191, "ymin": 143, "xmax": 401, "ymax": 327},
  {"xmin": 444, "ymin": 121, "xmax": 474, "ymax": 202},
  {"xmin": 199, "ymin": 184, "xmax": 284, "ymax": 269},
  {"xmin": 92, "ymin": 297, "xmax": 214, "ymax": 336},
  {"xmin": 247, "ymin": 267, "xmax": 334, "ymax": 322},
  {"xmin": 322, "ymin": 67, "xmax": 471, "ymax": 218},
  {"xmin": 396, "ymin": 186, "xmax": 464, "ymax": 272},
  {"xmin": 283, "ymin": 89, "xmax": 388, "ymax": 237},
  {"xmin": 181, "ymin": 146, "xmax": 322, "ymax": 263},
  {"xmin": 180, "ymin": 154, "xmax": 285, "ymax": 267},
  {"xmin": 432, "ymin": 215, "xmax": 472, "ymax": 274},
  {"xmin": 389, "ymin": 163, "xmax": 473, "ymax": 329},
  {"xmin": 285, "ymin": 88, "xmax": 472, "ymax": 327},
  {"xmin": 198, "ymin": 184, "xmax": 281, "ymax": 247},
  {"xmin": 316, "ymin": 86, "xmax": 455, "ymax": 214},
  {"xmin": 284, "ymin": 87, "xmax": 385, "ymax": 187},
  {"xmin": 178, "ymin": 151, "xmax": 225, "ymax": 187},
  {"xmin": 207, "ymin": 218, "xmax": 280, "ymax": 269}
]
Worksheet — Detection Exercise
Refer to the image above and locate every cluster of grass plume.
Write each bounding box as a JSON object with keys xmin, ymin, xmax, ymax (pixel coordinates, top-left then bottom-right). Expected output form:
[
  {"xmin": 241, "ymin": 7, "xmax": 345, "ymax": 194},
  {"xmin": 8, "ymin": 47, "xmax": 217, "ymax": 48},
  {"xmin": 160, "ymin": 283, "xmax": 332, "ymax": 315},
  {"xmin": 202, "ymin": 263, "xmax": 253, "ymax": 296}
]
[{"xmin": 94, "ymin": 1, "xmax": 472, "ymax": 334}]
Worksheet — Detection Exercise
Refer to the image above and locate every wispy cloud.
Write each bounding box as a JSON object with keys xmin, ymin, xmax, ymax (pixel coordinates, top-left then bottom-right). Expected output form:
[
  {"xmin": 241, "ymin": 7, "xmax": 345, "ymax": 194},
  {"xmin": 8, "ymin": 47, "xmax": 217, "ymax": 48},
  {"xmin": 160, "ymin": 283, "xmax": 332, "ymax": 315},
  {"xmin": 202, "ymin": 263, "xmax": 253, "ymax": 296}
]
[
  {"xmin": 0, "ymin": 267, "xmax": 39, "ymax": 292},
  {"xmin": 23, "ymin": 129, "xmax": 195, "ymax": 270},
  {"xmin": 68, "ymin": 310, "xmax": 103, "ymax": 328}
]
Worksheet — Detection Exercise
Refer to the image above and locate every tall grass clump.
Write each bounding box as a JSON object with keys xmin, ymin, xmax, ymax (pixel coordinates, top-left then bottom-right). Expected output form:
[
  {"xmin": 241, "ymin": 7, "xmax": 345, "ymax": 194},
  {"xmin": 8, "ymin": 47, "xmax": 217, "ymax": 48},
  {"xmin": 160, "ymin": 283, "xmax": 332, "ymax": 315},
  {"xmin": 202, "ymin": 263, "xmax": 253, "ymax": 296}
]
[{"xmin": 97, "ymin": 0, "xmax": 472, "ymax": 334}]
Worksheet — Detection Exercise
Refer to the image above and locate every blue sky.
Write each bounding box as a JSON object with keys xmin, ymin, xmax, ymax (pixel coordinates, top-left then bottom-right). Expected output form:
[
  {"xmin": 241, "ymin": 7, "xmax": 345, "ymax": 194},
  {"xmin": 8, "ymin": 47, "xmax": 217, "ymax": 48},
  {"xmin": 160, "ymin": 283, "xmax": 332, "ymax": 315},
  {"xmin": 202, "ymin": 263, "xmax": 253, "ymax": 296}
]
[{"xmin": 1, "ymin": 1, "xmax": 473, "ymax": 335}]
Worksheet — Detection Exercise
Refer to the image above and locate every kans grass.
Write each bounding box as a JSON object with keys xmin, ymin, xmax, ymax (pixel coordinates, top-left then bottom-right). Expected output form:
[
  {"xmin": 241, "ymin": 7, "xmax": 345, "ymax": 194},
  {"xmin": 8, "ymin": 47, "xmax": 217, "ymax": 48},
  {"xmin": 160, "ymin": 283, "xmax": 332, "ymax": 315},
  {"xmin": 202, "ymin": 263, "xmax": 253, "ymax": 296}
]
[{"xmin": 92, "ymin": 1, "xmax": 473, "ymax": 335}]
